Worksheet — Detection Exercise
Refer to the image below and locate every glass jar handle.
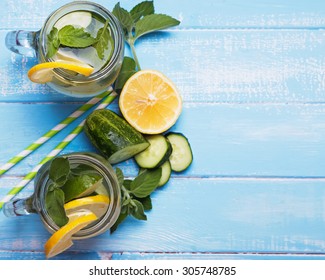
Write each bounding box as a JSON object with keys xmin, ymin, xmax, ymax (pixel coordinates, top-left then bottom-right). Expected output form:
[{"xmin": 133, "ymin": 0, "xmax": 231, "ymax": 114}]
[
  {"xmin": 5, "ymin": 30, "xmax": 39, "ymax": 57},
  {"xmin": 2, "ymin": 196, "xmax": 36, "ymax": 217}
]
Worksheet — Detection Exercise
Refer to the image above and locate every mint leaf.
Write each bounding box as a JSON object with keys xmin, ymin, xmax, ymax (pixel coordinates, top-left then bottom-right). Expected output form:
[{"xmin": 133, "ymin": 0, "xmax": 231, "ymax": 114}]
[
  {"xmin": 122, "ymin": 197, "xmax": 131, "ymax": 206},
  {"xmin": 94, "ymin": 19, "xmax": 114, "ymax": 60},
  {"xmin": 112, "ymin": 3, "xmax": 134, "ymax": 35},
  {"xmin": 114, "ymin": 57, "xmax": 137, "ymax": 93},
  {"xmin": 135, "ymin": 14, "xmax": 180, "ymax": 41},
  {"xmin": 46, "ymin": 27, "xmax": 60, "ymax": 58},
  {"xmin": 130, "ymin": 169, "xmax": 162, "ymax": 198},
  {"xmin": 115, "ymin": 168, "xmax": 124, "ymax": 188},
  {"xmin": 131, "ymin": 199, "xmax": 147, "ymax": 220},
  {"xmin": 111, "ymin": 211, "xmax": 128, "ymax": 233},
  {"xmin": 135, "ymin": 196, "xmax": 152, "ymax": 211},
  {"xmin": 58, "ymin": 25, "xmax": 97, "ymax": 48},
  {"xmin": 130, "ymin": 1, "xmax": 154, "ymax": 22},
  {"xmin": 45, "ymin": 188, "xmax": 68, "ymax": 227},
  {"xmin": 123, "ymin": 179, "xmax": 132, "ymax": 191},
  {"xmin": 47, "ymin": 182, "xmax": 56, "ymax": 192},
  {"xmin": 49, "ymin": 157, "xmax": 70, "ymax": 187}
]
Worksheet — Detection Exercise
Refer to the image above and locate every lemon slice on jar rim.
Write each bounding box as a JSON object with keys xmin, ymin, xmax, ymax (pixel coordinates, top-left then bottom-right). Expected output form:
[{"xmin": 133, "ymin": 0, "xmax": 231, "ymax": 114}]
[{"xmin": 44, "ymin": 209, "xmax": 98, "ymax": 259}]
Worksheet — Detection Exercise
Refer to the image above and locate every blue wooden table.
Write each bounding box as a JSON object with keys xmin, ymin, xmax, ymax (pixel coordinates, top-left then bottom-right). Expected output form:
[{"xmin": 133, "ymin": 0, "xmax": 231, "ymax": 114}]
[{"xmin": 1, "ymin": 0, "xmax": 325, "ymax": 260}]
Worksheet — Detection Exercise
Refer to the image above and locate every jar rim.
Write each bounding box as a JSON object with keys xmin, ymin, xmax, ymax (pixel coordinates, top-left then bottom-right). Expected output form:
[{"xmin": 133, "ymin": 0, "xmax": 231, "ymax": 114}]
[{"xmin": 39, "ymin": 1, "xmax": 124, "ymax": 84}]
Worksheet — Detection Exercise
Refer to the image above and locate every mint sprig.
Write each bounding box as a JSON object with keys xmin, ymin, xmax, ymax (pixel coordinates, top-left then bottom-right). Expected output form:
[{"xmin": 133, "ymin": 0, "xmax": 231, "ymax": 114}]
[
  {"xmin": 45, "ymin": 157, "xmax": 70, "ymax": 227},
  {"xmin": 112, "ymin": 1, "xmax": 180, "ymax": 70},
  {"xmin": 46, "ymin": 21, "xmax": 113, "ymax": 61},
  {"xmin": 45, "ymin": 188, "xmax": 68, "ymax": 227},
  {"xmin": 94, "ymin": 19, "xmax": 114, "ymax": 60},
  {"xmin": 130, "ymin": 1, "xmax": 155, "ymax": 22},
  {"xmin": 111, "ymin": 167, "xmax": 161, "ymax": 233},
  {"xmin": 114, "ymin": 56, "xmax": 137, "ymax": 93},
  {"xmin": 49, "ymin": 157, "xmax": 70, "ymax": 186},
  {"xmin": 46, "ymin": 27, "xmax": 60, "ymax": 58},
  {"xmin": 58, "ymin": 25, "xmax": 97, "ymax": 48}
]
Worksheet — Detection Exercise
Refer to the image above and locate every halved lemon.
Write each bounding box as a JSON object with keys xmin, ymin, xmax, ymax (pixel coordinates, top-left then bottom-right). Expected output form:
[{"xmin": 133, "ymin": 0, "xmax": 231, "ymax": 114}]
[
  {"xmin": 119, "ymin": 70, "xmax": 182, "ymax": 134},
  {"xmin": 44, "ymin": 210, "xmax": 97, "ymax": 259},
  {"xmin": 64, "ymin": 194, "xmax": 110, "ymax": 219},
  {"xmin": 27, "ymin": 61, "xmax": 94, "ymax": 84}
]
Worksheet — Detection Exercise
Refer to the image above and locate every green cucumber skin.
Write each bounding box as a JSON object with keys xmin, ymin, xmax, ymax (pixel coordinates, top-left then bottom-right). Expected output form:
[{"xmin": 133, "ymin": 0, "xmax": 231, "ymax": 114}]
[
  {"xmin": 166, "ymin": 132, "xmax": 193, "ymax": 172},
  {"xmin": 135, "ymin": 135, "xmax": 173, "ymax": 169},
  {"xmin": 155, "ymin": 137, "xmax": 172, "ymax": 168},
  {"xmin": 84, "ymin": 109, "xmax": 149, "ymax": 163}
]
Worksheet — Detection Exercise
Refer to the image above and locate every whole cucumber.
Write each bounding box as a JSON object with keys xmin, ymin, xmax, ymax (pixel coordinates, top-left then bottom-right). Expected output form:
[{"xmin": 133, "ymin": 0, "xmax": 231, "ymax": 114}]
[{"xmin": 84, "ymin": 109, "xmax": 149, "ymax": 164}]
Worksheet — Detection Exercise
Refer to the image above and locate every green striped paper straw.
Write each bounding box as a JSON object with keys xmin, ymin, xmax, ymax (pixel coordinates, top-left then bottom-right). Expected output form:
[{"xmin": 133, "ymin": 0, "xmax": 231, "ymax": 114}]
[
  {"xmin": 0, "ymin": 91, "xmax": 117, "ymax": 210},
  {"xmin": 0, "ymin": 90, "xmax": 111, "ymax": 177}
]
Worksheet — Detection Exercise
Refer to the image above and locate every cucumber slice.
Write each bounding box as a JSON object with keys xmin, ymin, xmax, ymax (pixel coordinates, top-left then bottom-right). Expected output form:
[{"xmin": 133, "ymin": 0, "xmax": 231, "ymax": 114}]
[
  {"xmin": 61, "ymin": 173, "xmax": 103, "ymax": 202},
  {"xmin": 139, "ymin": 160, "xmax": 172, "ymax": 187},
  {"xmin": 55, "ymin": 49, "xmax": 87, "ymax": 65},
  {"xmin": 135, "ymin": 135, "xmax": 172, "ymax": 169},
  {"xmin": 158, "ymin": 160, "xmax": 172, "ymax": 187},
  {"xmin": 166, "ymin": 133, "xmax": 193, "ymax": 172},
  {"xmin": 54, "ymin": 11, "xmax": 92, "ymax": 30}
]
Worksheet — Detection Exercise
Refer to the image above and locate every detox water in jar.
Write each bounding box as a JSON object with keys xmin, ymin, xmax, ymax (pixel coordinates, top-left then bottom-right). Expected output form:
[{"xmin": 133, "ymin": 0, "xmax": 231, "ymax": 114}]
[
  {"xmin": 3, "ymin": 152, "xmax": 121, "ymax": 239},
  {"xmin": 40, "ymin": 2, "xmax": 124, "ymax": 96},
  {"xmin": 5, "ymin": 1, "xmax": 124, "ymax": 97}
]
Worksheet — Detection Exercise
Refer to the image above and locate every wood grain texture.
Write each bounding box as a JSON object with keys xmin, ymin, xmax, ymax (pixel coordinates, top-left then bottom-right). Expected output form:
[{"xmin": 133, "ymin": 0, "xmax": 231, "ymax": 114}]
[
  {"xmin": 1, "ymin": 102, "xmax": 325, "ymax": 178},
  {"xmin": 1, "ymin": 0, "xmax": 325, "ymax": 29},
  {"xmin": 1, "ymin": 0, "xmax": 325, "ymax": 260},
  {"xmin": 1, "ymin": 178, "xmax": 325, "ymax": 258},
  {"xmin": 1, "ymin": 251, "xmax": 325, "ymax": 260},
  {"xmin": 2, "ymin": 29, "xmax": 325, "ymax": 103}
]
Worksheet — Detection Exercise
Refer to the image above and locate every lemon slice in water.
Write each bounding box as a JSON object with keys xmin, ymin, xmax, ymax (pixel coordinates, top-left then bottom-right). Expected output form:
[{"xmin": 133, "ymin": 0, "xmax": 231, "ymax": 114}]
[
  {"xmin": 64, "ymin": 194, "xmax": 110, "ymax": 218},
  {"xmin": 27, "ymin": 61, "xmax": 94, "ymax": 84}
]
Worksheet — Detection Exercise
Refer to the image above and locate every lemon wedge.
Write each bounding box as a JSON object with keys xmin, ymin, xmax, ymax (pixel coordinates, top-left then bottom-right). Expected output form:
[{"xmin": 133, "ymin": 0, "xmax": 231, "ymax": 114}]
[
  {"xmin": 44, "ymin": 209, "xmax": 97, "ymax": 259},
  {"xmin": 27, "ymin": 61, "xmax": 94, "ymax": 84},
  {"xmin": 64, "ymin": 194, "xmax": 110, "ymax": 219}
]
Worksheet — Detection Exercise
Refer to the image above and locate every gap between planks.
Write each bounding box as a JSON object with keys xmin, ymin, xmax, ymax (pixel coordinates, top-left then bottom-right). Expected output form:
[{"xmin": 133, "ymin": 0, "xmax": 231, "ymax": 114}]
[
  {"xmin": 2, "ymin": 250, "xmax": 325, "ymax": 259},
  {"xmin": 3, "ymin": 174, "xmax": 325, "ymax": 182}
]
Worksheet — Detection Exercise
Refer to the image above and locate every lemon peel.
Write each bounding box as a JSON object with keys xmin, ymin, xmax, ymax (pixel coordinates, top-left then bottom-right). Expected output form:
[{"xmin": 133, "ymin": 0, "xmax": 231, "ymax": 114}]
[{"xmin": 27, "ymin": 61, "xmax": 94, "ymax": 84}]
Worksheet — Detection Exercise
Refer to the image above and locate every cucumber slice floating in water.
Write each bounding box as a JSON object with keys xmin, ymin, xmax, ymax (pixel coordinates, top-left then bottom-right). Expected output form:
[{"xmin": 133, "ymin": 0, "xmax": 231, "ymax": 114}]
[
  {"xmin": 54, "ymin": 11, "xmax": 92, "ymax": 30},
  {"xmin": 61, "ymin": 173, "xmax": 103, "ymax": 202},
  {"xmin": 166, "ymin": 132, "xmax": 193, "ymax": 172},
  {"xmin": 135, "ymin": 135, "xmax": 172, "ymax": 169}
]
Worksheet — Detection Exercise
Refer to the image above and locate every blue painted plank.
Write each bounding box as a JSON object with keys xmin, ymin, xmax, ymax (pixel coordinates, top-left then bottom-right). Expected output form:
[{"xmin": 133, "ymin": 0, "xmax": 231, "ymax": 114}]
[
  {"xmin": 1, "ymin": 102, "xmax": 325, "ymax": 178},
  {"xmin": 1, "ymin": 251, "xmax": 325, "ymax": 260},
  {"xmin": 0, "ymin": 250, "xmax": 102, "ymax": 260},
  {"xmin": 1, "ymin": 0, "xmax": 325, "ymax": 262},
  {"xmin": 112, "ymin": 252, "xmax": 325, "ymax": 260},
  {"xmin": 1, "ymin": 29, "xmax": 325, "ymax": 103},
  {"xmin": 1, "ymin": 0, "xmax": 325, "ymax": 29},
  {"xmin": 1, "ymin": 178, "xmax": 325, "ymax": 257}
]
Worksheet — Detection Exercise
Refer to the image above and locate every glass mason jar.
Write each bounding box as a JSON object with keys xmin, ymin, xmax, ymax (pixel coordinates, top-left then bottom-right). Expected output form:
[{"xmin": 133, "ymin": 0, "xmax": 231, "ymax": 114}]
[
  {"xmin": 5, "ymin": 1, "xmax": 124, "ymax": 98},
  {"xmin": 3, "ymin": 152, "xmax": 121, "ymax": 239}
]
